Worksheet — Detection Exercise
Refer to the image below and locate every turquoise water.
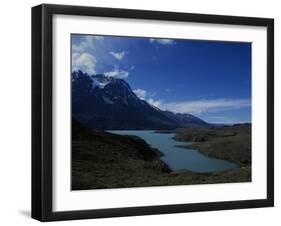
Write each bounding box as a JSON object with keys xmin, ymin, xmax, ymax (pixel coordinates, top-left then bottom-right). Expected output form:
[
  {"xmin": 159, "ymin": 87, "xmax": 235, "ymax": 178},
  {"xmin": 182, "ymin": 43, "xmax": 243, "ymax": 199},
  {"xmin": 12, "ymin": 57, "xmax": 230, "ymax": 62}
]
[{"xmin": 109, "ymin": 130, "xmax": 239, "ymax": 172}]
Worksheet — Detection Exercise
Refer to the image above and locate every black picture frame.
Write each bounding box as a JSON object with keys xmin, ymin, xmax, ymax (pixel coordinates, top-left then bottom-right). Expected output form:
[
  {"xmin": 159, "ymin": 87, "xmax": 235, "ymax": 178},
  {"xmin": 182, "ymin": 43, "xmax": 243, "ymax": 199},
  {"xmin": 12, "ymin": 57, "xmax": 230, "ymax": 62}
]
[{"xmin": 32, "ymin": 3, "xmax": 274, "ymax": 222}]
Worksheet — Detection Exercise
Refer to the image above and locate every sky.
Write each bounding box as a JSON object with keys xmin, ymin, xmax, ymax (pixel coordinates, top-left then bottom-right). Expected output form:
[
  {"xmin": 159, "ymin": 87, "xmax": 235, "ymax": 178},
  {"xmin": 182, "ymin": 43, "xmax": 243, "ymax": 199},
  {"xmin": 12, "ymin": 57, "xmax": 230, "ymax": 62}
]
[{"xmin": 72, "ymin": 34, "xmax": 252, "ymax": 124}]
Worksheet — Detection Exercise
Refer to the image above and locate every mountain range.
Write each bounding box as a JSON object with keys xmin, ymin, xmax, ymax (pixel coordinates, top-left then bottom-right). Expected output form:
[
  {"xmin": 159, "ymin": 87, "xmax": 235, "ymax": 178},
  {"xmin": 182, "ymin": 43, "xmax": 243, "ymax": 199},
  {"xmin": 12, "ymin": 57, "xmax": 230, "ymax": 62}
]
[{"xmin": 72, "ymin": 70, "xmax": 207, "ymax": 130}]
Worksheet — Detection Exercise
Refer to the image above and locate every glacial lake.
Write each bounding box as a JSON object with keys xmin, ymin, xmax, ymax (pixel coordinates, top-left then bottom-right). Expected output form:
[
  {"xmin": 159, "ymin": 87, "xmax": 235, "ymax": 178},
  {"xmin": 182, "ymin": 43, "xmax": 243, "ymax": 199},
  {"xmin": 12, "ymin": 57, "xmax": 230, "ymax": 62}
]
[{"xmin": 109, "ymin": 130, "xmax": 239, "ymax": 173}]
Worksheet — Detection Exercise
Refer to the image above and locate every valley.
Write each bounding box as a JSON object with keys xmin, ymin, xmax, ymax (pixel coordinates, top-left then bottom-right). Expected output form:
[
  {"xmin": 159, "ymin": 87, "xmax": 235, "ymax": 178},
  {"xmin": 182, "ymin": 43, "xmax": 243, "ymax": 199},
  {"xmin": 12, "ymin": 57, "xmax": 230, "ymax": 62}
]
[{"xmin": 72, "ymin": 119, "xmax": 251, "ymax": 190}]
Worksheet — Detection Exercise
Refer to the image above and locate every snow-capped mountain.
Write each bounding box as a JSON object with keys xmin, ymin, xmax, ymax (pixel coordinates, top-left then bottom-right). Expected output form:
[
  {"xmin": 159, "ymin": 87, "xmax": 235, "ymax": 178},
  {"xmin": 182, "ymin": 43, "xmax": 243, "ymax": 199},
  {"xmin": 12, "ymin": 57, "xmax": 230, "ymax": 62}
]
[{"xmin": 72, "ymin": 71, "xmax": 207, "ymax": 129}]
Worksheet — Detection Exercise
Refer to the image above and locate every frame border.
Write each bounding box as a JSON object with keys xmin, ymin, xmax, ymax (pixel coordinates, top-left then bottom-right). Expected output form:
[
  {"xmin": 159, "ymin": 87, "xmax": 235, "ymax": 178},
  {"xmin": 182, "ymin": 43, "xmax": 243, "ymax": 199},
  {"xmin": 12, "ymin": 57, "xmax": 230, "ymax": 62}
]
[{"xmin": 31, "ymin": 4, "xmax": 274, "ymax": 221}]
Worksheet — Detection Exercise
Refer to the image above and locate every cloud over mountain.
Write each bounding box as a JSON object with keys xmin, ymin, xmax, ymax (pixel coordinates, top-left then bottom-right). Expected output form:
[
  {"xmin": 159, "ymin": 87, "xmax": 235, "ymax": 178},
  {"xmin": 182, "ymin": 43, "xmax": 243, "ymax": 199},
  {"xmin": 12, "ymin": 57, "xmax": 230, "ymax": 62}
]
[
  {"xmin": 133, "ymin": 89, "xmax": 146, "ymax": 100},
  {"xmin": 104, "ymin": 66, "xmax": 129, "ymax": 79},
  {"xmin": 72, "ymin": 52, "xmax": 97, "ymax": 75},
  {"xmin": 72, "ymin": 35, "xmax": 104, "ymax": 75},
  {"xmin": 154, "ymin": 98, "xmax": 251, "ymax": 114}
]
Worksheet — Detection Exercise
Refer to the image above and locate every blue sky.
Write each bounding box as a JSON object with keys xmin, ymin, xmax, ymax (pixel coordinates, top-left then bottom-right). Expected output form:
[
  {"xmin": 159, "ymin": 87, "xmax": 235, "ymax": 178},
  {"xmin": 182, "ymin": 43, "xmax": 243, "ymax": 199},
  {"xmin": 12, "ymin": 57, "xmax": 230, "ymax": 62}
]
[{"xmin": 72, "ymin": 34, "xmax": 251, "ymax": 124}]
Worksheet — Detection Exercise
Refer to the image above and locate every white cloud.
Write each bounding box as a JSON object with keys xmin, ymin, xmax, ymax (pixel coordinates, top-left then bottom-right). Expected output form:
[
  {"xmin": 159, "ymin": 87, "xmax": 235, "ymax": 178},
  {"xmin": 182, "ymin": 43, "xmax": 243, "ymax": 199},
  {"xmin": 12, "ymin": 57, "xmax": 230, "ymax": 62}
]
[
  {"xmin": 206, "ymin": 116, "xmax": 250, "ymax": 124},
  {"xmin": 149, "ymin": 38, "xmax": 175, "ymax": 45},
  {"xmin": 133, "ymin": 89, "xmax": 146, "ymax": 100},
  {"xmin": 72, "ymin": 35, "xmax": 104, "ymax": 74},
  {"xmin": 72, "ymin": 52, "xmax": 96, "ymax": 75},
  {"xmin": 110, "ymin": 51, "xmax": 126, "ymax": 60},
  {"xmin": 147, "ymin": 98, "xmax": 162, "ymax": 108},
  {"xmin": 72, "ymin": 35, "xmax": 102, "ymax": 53},
  {"xmin": 93, "ymin": 36, "xmax": 104, "ymax": 41},
  {"xmin": 133, "ymin": 89, "xmax": 159, "ymax": 104},
  {"xmin": 157, "ymin": 98, "xmax": 251, "ymax": 114},
  {"xmin": 104, "ymin": 67, "xmax": 129, "ymax": 79}
]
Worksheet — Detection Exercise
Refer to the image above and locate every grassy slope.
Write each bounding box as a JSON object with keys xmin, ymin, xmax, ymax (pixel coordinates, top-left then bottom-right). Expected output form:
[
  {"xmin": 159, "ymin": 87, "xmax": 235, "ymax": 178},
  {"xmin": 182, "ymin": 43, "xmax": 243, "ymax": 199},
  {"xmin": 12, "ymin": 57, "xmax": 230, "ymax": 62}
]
[
  {"xmin": 72, "ymin": 119, "xmax": 171, "ymax": 190},
  {"xmin": 72, "ymin": 120, "xmax": 251, "ymax": 190},
  {"xmin": 174, "ymin": 124, "xmax": 251, "ymax": 166}
]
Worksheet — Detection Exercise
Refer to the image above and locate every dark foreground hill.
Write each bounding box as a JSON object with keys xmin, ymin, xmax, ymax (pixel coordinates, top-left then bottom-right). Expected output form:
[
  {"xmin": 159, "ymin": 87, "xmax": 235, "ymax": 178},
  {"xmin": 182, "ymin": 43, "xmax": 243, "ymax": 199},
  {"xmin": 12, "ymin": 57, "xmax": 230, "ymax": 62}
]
[
  {"xmin": 72, "ymin": 71, "xmax": 207, "ymax": 130},
  {"xmin": 72, "ymin": 119, "xmax": 251, "ymax": 190}
]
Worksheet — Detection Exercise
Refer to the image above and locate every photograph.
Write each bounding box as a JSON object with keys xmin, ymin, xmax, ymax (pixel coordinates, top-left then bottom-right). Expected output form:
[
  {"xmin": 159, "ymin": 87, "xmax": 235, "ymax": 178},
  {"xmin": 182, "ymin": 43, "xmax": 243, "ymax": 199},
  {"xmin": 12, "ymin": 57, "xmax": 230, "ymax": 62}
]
[
  {"xmin": 30, "ymin": 3, "xmax": 274, "ymax": 221},
  {"xmin": 71, "ymin": 34, "xmax": 252, "ymax": 190}
]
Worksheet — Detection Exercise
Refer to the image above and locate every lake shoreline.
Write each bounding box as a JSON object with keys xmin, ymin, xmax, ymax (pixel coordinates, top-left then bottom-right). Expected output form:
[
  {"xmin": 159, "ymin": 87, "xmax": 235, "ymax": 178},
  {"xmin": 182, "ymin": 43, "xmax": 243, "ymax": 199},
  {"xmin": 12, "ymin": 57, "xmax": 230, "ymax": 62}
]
[
  {"xmin": 111, "ymin": 130, "xmax": 240, "ymax": 173},
  {"xmin": 72, "ymin": 119, "xmax": 251, "ymax": 190},
  {"xmin": 171, "ymin": 124, "xmax": 251, "ymax": 166}
]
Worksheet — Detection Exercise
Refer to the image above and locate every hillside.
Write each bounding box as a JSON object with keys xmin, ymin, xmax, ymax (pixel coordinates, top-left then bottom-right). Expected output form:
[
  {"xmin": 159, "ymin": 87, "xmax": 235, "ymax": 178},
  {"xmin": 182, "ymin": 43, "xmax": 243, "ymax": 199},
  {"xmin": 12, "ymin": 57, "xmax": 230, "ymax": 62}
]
[
  {"xmin": 174, "ymin": 123, "xmax": 251, "ymax": 166},
  {"xmin": 72, "ymin": 118, "xmax": 170, "ymax": 190}
]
